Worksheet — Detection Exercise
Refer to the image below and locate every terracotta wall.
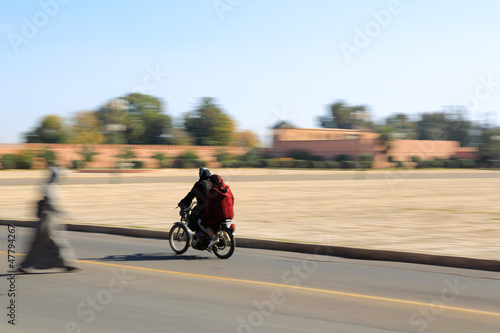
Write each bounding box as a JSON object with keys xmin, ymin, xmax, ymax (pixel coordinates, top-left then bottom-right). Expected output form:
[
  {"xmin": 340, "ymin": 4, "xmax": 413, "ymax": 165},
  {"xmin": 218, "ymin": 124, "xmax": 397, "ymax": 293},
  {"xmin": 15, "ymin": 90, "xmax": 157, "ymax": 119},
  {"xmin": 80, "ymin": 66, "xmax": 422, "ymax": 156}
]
[
  {"xmin": 0, "ymin": 144, "xmax": 249, "ymax": 168},
  {"xmin": 271, "ymin": 137, "xmax": 477, "ymax": 168},
  {"xmin": 273, "ymin": 139, "xmax": 381, "ymax": 158},
  {"xmin": 274, "ymin": 128, "xmax": 380, "ymax": 142},
  {"xmin": 455, "ymin": 147, "xmax": 480, "ymax": 160}
]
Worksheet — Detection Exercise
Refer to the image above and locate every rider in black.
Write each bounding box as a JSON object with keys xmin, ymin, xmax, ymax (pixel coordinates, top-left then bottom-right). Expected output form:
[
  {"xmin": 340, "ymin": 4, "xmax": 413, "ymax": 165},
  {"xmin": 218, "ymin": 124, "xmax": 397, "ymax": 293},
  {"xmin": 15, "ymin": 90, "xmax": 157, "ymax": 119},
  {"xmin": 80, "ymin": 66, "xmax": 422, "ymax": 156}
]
[{"xmin": 178, "ymin": 167, "xmax": 211, "ymax": 232}]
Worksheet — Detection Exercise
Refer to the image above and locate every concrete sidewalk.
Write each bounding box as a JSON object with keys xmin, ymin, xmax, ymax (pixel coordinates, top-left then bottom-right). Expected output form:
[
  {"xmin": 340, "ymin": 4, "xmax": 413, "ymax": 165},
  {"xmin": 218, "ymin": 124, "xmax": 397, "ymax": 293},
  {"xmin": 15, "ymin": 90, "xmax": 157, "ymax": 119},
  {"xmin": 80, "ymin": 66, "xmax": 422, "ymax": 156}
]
[{"xmin": 1, "ymin": 169, "xmax": 500, "ymax": 270}]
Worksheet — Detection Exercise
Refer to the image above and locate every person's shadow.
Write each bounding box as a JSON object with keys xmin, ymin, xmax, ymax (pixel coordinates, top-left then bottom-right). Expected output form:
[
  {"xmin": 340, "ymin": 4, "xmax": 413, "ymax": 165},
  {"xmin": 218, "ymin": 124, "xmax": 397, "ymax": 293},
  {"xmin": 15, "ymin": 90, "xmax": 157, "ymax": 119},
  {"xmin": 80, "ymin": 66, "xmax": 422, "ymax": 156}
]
[{"xmin": 81, "ymin": 252, "xmax": 213, "ymax": 262}]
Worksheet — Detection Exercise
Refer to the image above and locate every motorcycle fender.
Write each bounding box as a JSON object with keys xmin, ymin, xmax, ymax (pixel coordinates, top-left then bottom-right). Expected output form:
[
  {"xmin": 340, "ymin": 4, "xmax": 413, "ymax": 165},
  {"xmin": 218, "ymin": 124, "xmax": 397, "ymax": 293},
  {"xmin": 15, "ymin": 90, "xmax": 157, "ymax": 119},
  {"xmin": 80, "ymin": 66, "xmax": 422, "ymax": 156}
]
[{"xmin": 223, "ymin": 226, "xmax": 234, "ymax": 235}]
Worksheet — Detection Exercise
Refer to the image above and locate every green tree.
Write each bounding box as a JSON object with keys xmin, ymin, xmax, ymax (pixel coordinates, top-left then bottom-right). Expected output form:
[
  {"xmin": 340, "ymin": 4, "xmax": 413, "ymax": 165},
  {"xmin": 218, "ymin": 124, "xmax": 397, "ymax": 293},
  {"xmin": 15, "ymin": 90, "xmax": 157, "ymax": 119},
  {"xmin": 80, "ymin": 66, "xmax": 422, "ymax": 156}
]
[
  {"xmin": 319, "ymin": 100, "xmax": 374, "ymax": 130},
  {"xmin": 385, "ymin": 113, "xmax": 418, "ymax": 139},
  {"xmin": 69, "ymin": 111, "xmax": 105, "ymax": 145},
  {"xmin": 184, "ymin": 97, "xmax": 235, "ymax": 146},
  {"xmin": 25, "ymin": 115, "xmax": 68, "ymax": 143},
  {"xmin": 97, "ymin": 94, "xmax": 172, "ymax": 144},
  {"xmin": 168, "ymin": 127, "xmax": 195, "ymax": 146},
  {"xmin": 123, "ymin": 93, "xmax": 171, "ymax": 144},
  {"xmin": 96, "ymin": 98, "xmax": 128, "ymax": 144},
  {"xmin": 417, "ymin": 109, "xmax": 472, "ymax": 146},
  {"xmin": 479, "ymin": 127, "xmax": 500, "ymax": 161},
  {"xmin": 376, "ymin": 125, "xmax": 394, "ymax": 151},
  {"xmin": 232, "ymin": 130, "xmax": 261, "ymax": 147}
]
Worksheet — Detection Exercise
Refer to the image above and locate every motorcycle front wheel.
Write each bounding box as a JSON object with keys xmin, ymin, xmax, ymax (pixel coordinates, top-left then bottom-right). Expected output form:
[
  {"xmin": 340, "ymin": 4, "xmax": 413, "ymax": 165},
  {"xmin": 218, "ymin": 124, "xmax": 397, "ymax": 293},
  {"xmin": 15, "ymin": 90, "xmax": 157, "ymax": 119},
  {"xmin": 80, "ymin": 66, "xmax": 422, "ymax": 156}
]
[
  {"xmin": 213, "ymin": 229, "xmax": 235, "ymax": 259},
  {"xmin": 169, "ymin": 223, "xmax": 190, "ymax": 254}
]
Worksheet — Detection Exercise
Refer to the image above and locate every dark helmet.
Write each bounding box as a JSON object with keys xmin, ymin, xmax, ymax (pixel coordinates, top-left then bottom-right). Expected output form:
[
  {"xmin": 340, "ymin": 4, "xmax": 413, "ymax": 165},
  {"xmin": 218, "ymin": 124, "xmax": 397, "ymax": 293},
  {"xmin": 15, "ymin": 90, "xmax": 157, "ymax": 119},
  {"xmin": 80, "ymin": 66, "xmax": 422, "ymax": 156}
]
[{"xmin": 199, "ymin": 167, "xmax": 211, "ymax": 180}]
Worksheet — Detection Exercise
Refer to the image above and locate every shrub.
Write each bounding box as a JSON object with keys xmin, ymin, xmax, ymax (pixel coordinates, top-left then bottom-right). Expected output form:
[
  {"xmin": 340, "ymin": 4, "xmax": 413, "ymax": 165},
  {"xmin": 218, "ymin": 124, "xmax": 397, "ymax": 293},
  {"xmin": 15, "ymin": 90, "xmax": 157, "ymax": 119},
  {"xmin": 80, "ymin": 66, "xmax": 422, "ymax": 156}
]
[
  {"xmin": 116, "ymin": 147, "xmax": 136, "ymax": 160},
  {"xmin": 173, "ymin": 151, "xmax": 205, "ymax": 168},
  {"xmin": 241, "ymin": 148, "xmax": 264, "ymax": 164},
  {"xmin": 72, "ymin": 160, "xmax": 86, "ymax": 169},
  {"xmin": 215, "ymin": 151, "xmax": 237, "ymax": 162},
  {"xmin": 79, "ymin": 146, "xmax": 98, "ymax": 163},
  {"xmin": 37, "ymin": 147, "xmax": 57, "ymax": 166},
  {"xmin": 411, "ymin": 156, "xmax": 422, "ymax": 163},
  {"xmin": 359, "ymin": 154, "xmax": 374, "ymax": 168},
  {"xmin": 417, "ymin": 160, "xmax": 433, "ymax": 168},
  {"xmin": 267, "ymin": 159, "xmax": 280, "ymax": 168},
  {"xmin": 176, "ymin": 150, "xmax": 198, "ymax": 161},
  {"xmin": 279, "ymin": 159, "xmax": 294, "ymax": 168},
  {"xmin": 489, "ymin": 160, "xmax": 500, "ymax": 168},
  {"xmin": 325, "ymin": 161, "xmax": 340, "ymax": 169},
  {"xmin": 249, "ymin": 160, "xmax": 265, "ymax": 168},
  {"xmin": 237, "ymin": 161, "xmax": 250, "ymax": 168},
  {"xmin": 16, "ymin": 150, "xmax": 34, "ymax": 169},
  {"xmin": 260, "ymin": 159, "xmax": 271, "ymax": 168},
  {"xmin": 432, "ymin": 160, "xmax": 445, "ymax": 168},
  {"xmin": 15, "ymin": 161, "xmax": 32, "ymax": 169},
  {"xmin": 309, "ymin": 161, "xmax": 326, "ymax": 169},
  {"xmin": 340, "ymin": 161, "xmax": 356, "ymax": 169},
  {"xmin": 285, "ymin": 149, "xmax": 314, "ymax": 161},
  {"xmin": 173, "ymin": 159, "xmax": 198, "ymax": 168},
  {"xmin": 1, "ymin": 154, "xmax": 17, "ymax": 169},
  {"xmin": 445, "ymin": 159, "xmax": 461, "ymax": 168},
  {"xmin": 459, "ymin": 159, "xmax": 476, "ymax": 168},
  {"xmin": 387, "ymin": 155, "xmax": 394, "ymax": 163},
  {"xmin": 335, "ymin": 154, "xmax": 351, "ymax": 163},
  {"xmin": 160, "ymin": 159, "xmax": 172, "ymax": 168},
  {"xmin": 132, "ymin": 160, "xmax": 143, "ymax": 169},
  {"xmin": 294, "ymin": 160, "xmax": 310, "ymax": 168},
  {"xmin": 151, "ymin": 152, "xmax": 168, "ymax": 168}
]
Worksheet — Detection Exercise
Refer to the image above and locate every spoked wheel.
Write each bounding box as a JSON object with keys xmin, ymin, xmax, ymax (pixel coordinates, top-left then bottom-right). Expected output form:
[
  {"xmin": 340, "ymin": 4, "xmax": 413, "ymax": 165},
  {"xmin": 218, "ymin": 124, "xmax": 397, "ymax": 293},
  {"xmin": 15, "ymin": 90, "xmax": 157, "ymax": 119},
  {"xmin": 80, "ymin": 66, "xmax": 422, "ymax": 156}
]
[
  {"xmin": 213, "ymin": 229, "xmax": 235, "ymax": 259},
  {"xmin": 169, "ymin": 224, "xmax": 190, "ymax": 254}
]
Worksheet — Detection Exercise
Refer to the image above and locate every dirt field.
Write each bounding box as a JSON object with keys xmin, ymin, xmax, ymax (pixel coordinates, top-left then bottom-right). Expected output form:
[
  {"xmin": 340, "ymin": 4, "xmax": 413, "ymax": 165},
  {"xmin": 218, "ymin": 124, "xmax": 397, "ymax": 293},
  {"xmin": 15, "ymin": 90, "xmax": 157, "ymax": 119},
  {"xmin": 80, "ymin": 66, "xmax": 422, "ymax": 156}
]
[{"xmin": 1, "ymin": 169, "xmax": 500, "ymax": 260}]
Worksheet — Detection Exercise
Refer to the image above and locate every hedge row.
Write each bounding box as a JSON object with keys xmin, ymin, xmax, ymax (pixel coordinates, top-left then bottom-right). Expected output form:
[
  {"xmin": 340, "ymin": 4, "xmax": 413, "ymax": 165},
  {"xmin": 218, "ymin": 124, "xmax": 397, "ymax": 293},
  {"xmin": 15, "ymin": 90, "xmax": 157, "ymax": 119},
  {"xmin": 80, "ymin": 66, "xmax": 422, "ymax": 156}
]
[
  {"xmin": 1, "ymin": 153, "xmax": 34, "ymax": 169},
  {"xmin": 416, "ymin": 159, "xmax": 477, "ymax": 169},
  {"xmin": 220, "ymin": 159, "xmax": 361, "ymax": 169}
]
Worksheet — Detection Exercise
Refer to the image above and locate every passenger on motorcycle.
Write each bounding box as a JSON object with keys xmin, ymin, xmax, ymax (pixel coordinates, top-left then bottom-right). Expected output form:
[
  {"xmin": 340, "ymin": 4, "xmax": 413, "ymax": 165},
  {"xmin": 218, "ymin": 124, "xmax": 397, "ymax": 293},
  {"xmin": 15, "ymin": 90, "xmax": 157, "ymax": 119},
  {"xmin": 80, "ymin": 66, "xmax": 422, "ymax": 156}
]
[
  {"xmin": 178, "ymin": 168, "xmax": 211, "ymax": 232},
  {"xmin": 198, "ymin": 174, "xmax": 235, "ymax": 249}
]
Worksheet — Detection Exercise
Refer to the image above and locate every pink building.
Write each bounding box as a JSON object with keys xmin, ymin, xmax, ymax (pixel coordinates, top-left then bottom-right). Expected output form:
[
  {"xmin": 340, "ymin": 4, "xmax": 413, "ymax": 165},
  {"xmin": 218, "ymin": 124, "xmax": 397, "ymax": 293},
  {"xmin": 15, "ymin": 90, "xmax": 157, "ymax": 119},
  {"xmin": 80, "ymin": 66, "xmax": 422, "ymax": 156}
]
[{"xmin": 271, "ymin": 127, "xmax": 478, "ymax": 168}]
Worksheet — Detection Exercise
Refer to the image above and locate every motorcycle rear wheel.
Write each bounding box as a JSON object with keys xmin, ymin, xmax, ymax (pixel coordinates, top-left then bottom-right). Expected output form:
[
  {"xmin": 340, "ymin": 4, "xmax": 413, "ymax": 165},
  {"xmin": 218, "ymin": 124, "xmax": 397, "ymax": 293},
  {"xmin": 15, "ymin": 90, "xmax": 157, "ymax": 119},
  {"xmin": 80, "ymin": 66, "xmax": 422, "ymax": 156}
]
[
  {"xmin": 169, "ymin": 224, "xmax": 190, "ymax": 254},
  {"xmin": 213, "ymin": 229, "xmax": 235, "ymax": 259}
]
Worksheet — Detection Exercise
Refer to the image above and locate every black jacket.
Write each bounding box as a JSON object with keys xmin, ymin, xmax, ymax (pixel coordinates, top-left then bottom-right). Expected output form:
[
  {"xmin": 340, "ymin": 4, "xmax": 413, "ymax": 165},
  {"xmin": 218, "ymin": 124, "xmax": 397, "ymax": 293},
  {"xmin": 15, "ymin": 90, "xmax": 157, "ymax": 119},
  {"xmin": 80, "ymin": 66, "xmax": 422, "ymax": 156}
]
[{"xmin": 179, "ymin": 169, "xmax": 211, "ymax": 216}]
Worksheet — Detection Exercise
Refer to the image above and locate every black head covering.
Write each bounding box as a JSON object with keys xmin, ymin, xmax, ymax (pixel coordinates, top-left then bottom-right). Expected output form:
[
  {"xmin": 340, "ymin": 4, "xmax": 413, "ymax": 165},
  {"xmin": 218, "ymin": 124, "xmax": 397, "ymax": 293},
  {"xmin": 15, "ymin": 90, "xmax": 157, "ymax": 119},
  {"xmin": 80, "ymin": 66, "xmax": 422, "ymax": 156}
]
[
  {"xmin": 199, "ymin": 168, "xmax": 211, "ymax": 180},
  {"xmin": 209, "ymin": 174, "xmax": 228, "ymax": 192}
]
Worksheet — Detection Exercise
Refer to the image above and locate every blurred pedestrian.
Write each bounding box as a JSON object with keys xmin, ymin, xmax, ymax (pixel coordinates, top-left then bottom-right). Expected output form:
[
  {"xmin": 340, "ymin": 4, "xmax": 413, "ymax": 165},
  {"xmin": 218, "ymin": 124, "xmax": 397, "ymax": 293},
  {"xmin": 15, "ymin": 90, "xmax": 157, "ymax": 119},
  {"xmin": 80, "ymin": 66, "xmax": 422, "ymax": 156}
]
[{"xmin": 18, "ymin": 167, "xmax": 78, "ymax": 273}]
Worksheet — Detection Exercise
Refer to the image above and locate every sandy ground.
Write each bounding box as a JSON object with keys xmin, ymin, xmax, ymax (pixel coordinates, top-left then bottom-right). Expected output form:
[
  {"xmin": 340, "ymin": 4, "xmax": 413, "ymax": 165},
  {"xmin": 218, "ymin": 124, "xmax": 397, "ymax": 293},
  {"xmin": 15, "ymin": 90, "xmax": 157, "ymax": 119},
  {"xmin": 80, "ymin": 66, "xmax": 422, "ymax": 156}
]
[{"xmin": 1, "ymin": 169, "xmax": 500, "ymax": 260}]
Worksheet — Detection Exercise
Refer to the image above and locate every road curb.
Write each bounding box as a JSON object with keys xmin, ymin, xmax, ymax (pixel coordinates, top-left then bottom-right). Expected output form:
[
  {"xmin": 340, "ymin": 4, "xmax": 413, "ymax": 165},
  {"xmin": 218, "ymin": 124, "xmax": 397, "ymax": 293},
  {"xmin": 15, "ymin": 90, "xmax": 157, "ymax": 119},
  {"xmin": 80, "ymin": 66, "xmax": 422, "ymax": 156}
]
[{"xmin": 2, "ymin": 219, "xmax": 499, "ymax": 272}]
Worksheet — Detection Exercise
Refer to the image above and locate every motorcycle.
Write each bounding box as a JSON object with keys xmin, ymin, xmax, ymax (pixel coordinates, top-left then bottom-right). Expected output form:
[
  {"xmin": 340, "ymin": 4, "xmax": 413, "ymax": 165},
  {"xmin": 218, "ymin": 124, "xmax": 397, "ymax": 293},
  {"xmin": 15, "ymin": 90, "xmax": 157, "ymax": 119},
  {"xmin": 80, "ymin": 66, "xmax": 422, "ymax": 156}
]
[{"xmin": 169, "ymin": 201, "xmax": 236, "ymax": 259}]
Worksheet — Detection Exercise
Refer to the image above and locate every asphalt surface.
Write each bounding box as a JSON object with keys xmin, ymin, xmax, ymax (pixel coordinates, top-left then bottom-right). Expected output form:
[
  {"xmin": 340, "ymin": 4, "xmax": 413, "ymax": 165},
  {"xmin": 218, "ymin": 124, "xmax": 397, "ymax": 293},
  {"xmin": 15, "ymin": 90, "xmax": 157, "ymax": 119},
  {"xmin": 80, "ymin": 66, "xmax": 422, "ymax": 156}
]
[
  {"xmin": 1, "ymin": 171, "xmax": 500, "ymax": 186},
  {"xmin": 1, "ymin": 228, "xmax": 499, "ymax": 333}
]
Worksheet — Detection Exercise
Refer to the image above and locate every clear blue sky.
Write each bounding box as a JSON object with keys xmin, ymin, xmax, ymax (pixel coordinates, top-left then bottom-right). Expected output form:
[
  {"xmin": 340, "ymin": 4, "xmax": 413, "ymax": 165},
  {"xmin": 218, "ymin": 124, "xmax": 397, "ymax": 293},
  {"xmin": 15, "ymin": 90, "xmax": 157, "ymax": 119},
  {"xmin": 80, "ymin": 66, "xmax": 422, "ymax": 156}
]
[{"xmin": 1, "ymin": 0, "xmax": 500, "ymax": 143}]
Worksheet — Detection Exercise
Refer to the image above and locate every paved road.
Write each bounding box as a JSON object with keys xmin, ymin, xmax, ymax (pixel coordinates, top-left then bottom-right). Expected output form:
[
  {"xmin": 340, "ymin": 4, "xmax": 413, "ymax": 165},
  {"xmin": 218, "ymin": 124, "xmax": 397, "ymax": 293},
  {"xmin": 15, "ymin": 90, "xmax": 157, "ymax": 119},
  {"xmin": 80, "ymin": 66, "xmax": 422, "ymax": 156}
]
[
  {"xmin": 1, "ymin": 228, "xmax": 499, "ymax": 332},
  {"xmin": 1, "ymin": 171, "xmax": 500, "ymax": 185}
]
